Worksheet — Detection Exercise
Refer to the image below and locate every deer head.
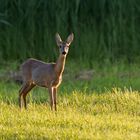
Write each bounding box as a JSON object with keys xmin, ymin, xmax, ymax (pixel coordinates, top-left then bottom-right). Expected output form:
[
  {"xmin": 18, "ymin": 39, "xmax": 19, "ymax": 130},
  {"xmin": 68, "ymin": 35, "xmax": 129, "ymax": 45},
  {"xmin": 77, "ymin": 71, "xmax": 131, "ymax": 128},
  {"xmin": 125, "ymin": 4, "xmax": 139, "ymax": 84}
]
[{"xmin": 55, "ymin": 33, "xmax": 74, "ymax": 56}]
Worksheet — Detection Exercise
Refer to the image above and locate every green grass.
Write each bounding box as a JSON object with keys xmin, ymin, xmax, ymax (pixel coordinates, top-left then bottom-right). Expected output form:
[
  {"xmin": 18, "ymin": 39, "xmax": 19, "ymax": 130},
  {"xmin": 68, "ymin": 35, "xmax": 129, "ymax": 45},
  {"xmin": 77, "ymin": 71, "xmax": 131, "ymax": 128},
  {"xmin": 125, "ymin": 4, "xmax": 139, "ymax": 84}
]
[
  {"xmin": 0, "ymin": 85, "xmax": 140, "ymax": 139},
  {"xmin": 0, "ymin": 62, "xmax": 140, "ymax": 139},
  {"xmin": 0, "ymin": 0, "xmax": 140, "ymax": 62}
]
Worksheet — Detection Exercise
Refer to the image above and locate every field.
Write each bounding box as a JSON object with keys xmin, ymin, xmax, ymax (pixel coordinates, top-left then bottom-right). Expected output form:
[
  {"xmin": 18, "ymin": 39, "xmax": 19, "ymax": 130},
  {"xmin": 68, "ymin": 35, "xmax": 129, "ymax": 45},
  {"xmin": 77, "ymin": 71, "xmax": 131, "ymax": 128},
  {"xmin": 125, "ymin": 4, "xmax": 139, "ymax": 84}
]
[
  {"xmin": 0, "ymin": 0, "xmax": 140, "ymax": 139},
  {"xmin": 0, "ymin": 62, "xmax": 140, "ymax": 139}
]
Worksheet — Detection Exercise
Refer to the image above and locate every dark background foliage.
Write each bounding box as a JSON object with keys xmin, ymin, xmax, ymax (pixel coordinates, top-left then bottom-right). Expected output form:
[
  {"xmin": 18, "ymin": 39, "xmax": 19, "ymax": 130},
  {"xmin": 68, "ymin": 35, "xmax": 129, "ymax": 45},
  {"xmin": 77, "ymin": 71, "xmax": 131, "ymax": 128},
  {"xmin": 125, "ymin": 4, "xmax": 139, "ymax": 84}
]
[{"xmin": 0, "ymin": 0, "xmax": 140, "ymax": 63}]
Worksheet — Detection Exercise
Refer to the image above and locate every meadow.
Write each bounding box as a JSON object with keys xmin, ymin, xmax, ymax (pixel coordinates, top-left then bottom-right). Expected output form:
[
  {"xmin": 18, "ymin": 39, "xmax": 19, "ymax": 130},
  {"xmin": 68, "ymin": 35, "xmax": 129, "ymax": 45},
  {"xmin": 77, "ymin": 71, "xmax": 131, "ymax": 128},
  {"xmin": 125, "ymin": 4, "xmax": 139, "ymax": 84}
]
[
  {"xmin": 0, "ymin": 62, "xmax": 140, "ymax": 139},
  {"xmin": 0, "ymin": 0, "xmax": 140, "ymax": 139}
]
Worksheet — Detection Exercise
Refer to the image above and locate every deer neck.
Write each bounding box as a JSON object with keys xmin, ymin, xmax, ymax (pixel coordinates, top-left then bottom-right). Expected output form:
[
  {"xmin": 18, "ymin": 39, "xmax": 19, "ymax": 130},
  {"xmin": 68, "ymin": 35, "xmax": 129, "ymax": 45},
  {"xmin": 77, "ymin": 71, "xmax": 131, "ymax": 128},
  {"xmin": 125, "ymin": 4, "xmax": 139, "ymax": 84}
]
[{"xmin": 55, "ymin": 54, "xmax": 66, "ymax": 77}]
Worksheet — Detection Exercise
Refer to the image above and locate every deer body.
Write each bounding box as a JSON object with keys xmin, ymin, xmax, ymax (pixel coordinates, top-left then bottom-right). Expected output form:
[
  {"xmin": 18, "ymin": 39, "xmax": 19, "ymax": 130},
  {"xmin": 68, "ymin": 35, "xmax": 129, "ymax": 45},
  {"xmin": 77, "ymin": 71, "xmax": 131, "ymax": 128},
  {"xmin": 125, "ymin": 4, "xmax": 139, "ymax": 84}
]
[{"xmin": 19, "ymin": 33, "xmax": 74, "ymax": 111}]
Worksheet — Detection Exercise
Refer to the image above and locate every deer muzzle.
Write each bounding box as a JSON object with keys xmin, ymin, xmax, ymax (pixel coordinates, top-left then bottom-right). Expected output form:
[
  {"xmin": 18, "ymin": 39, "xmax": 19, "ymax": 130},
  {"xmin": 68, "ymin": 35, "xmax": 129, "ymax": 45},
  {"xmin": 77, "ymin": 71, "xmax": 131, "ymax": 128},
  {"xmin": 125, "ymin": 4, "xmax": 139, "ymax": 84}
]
[{"xmin": 62, "ymin": 52, "xmax": 66, "ymax": 55}]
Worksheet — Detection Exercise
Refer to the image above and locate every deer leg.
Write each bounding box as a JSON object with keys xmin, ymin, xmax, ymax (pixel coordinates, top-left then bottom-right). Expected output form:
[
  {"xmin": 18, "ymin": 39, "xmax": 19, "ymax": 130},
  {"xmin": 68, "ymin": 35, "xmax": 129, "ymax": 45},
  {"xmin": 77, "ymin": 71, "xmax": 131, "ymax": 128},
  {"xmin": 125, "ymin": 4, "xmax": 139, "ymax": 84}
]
[
  {"xmin": 19, "ymin": 83, "xmax": 29, "ymax": 109},
  {"xmin": 48, "ymin": 87, "xmax": 54, "ymax": 111},
  {"xmin": 23, "ymin": 84, "xmax": 35, "ymax": 109},
  {"xmin": 53, "ymin": 88, "xmax": 57, "ymax": 111}
]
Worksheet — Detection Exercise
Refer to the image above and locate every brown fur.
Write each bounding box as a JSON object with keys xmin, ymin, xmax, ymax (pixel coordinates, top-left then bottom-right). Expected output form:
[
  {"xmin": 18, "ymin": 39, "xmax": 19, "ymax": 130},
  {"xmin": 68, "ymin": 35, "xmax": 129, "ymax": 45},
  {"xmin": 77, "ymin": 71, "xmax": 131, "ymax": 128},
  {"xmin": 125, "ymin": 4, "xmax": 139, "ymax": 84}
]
[{"xmin": 19, "ymin": 33, "xmax": 74, "ymax": 111}]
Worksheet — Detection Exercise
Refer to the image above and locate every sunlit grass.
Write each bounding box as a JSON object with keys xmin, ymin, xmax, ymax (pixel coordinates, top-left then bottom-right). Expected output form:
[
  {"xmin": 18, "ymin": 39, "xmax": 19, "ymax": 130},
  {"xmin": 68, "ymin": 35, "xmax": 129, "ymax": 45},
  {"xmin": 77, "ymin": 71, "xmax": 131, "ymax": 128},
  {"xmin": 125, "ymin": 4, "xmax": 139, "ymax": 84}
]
[
  {"xmin": 0, "ymin": 84, "xmax": 140, "ymax": 139},
  {"xmin": 0, "ymin": 62, "xmax": 140, "ymax": 139}
]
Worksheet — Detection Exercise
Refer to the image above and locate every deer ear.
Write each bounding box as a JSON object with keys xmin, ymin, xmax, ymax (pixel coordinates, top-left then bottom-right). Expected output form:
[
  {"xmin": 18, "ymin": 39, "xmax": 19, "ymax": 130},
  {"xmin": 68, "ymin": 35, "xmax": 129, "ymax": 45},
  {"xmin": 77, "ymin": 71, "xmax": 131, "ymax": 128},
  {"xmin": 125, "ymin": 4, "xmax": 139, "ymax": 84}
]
[
  {"xmin": 66, "ymin": 33, "xmax": 74, "ymax": 46},
  {"xmin": 55, "ymin": 33, "xmax": 62, "ymax": 46}
]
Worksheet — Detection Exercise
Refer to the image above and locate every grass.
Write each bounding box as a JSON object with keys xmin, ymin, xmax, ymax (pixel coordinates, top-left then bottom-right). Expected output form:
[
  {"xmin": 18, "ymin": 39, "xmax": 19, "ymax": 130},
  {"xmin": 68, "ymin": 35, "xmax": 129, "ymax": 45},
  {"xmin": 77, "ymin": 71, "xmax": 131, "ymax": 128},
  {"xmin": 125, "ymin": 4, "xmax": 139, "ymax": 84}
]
[
  {"xmin": 0, "ymin": 0, "xmax": 140, "ymax": 62},
  {"xmin": 0, "ymin": 62, "xmax": 140, "ymax": 140},
  {"xmin": 0, "ymin": 0, "xmax": 140, "ymax": 138},
  {"xmin": 0, "ymin": 62, "xmax": 140, "ymax": 139},
  {"xmin": 0, "ymin": 86, "xmax": 140, "ymax": 139}
]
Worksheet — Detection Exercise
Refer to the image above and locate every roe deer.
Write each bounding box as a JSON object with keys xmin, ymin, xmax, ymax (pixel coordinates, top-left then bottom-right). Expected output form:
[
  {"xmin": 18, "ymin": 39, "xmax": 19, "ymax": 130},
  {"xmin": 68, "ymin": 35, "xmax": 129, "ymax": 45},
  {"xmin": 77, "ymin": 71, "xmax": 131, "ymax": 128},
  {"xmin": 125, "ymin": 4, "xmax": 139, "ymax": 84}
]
[{"xmin": 19, "ymin": 33, "xmax": 74, "ymax": 111}]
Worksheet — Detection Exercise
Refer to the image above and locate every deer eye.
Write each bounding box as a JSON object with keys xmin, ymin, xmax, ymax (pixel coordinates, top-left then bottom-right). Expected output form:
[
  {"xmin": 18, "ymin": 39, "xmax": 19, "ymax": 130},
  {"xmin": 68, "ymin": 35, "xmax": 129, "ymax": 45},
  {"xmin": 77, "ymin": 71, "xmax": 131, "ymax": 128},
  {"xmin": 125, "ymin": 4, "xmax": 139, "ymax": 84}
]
[{"xmin": 59, "ymin": 45, "xmax": 62, "ymax": 48}]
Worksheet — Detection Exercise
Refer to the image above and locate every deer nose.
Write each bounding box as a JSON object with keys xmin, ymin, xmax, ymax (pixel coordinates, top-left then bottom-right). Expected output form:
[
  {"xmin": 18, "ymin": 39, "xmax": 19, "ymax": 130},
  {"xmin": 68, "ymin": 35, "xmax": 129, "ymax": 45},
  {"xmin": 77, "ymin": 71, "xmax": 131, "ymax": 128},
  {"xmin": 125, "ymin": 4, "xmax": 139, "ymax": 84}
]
[{"xmin": 62, "ymin": 52, "xmax": 66, "ymax": 55}]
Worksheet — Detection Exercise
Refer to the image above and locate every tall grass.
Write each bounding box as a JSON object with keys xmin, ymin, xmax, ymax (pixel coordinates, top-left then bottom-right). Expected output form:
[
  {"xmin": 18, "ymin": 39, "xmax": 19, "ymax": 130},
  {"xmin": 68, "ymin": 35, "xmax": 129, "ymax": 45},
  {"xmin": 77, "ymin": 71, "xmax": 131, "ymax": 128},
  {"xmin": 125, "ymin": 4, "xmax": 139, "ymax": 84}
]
[{"xmin": 0, "ymin": 0, "xmax": 140, "ymax": 62}]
